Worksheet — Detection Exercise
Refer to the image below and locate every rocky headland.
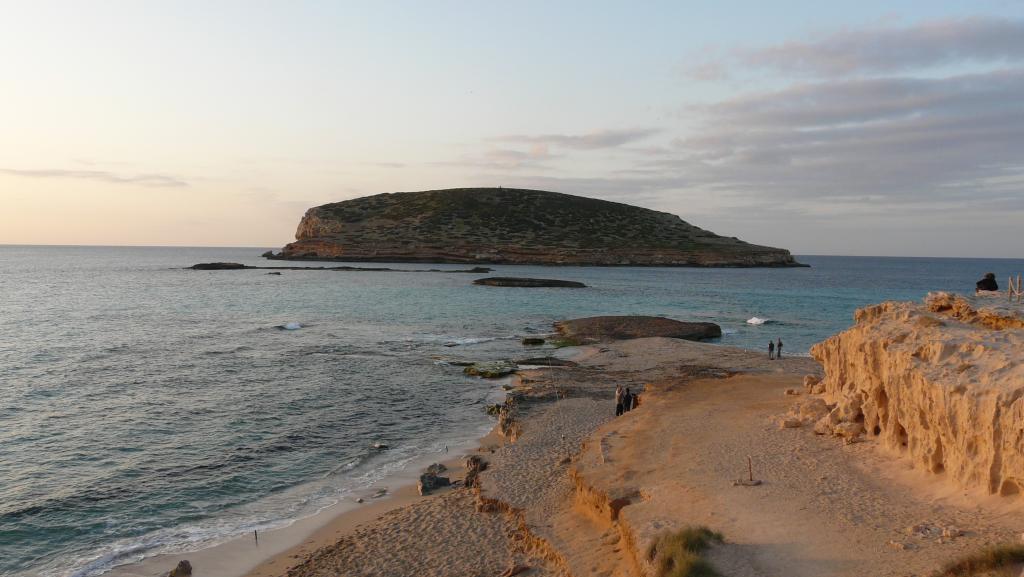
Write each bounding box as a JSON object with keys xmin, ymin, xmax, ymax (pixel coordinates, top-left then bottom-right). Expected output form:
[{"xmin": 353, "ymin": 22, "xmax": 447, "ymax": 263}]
[
  {"xmin": 811, "ymin": 291, "xmax": 1024, "ymax": 495},
  {"xmin": 266, "ymin": 188, "xmax": 804, "ymax": 267}
]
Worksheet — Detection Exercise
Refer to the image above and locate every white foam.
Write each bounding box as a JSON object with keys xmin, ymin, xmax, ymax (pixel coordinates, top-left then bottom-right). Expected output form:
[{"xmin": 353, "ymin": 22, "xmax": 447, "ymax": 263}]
[
  {"xmin": 283, "ymin": 322, "xmax": 302, "ymax": 330},
  {"xmin": 443, "ymin": 336, "xmax": 508, "ymax": 346},
  {"xmin": 746, "ymin": 317, "xmax": 768, "ymax": 325}
]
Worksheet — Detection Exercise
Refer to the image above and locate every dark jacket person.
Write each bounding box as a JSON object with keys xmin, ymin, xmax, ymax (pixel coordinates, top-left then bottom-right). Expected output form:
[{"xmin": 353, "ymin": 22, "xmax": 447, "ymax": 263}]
[{"xmin": 977, "ymin": 273, "xmax": 999, "ymax": 292}]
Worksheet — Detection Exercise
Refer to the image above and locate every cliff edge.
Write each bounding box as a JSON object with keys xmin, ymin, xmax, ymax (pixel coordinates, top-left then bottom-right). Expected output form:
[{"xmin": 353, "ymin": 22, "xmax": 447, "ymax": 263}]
[
  {"xmin": 268, "ymin": 188, "xmax": 803, "ymax": 267},
  {"xmin": 811, "ymin": 292, "xmax": 1024, "ymax": 495}
]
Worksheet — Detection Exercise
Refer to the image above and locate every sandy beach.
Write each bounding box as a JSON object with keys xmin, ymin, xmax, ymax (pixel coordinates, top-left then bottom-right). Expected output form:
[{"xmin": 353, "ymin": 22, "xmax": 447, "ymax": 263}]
[{"xmin": 136, "ymin": 305, "xmax": 1024, "ymax": 577}]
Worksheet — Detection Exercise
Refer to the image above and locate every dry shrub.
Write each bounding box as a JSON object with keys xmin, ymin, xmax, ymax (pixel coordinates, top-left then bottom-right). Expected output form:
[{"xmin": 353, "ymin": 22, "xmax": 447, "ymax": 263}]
[
  {"xmin": 646, "ymin": 526, "xmax": 723, "ymax": 577},
  {"xmin": 934, "ymin": 544, "xmax": 1024, "ymax": 576}
]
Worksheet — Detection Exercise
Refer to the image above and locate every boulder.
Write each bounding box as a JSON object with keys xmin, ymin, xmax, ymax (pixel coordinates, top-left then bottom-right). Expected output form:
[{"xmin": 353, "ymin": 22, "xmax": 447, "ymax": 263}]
[
  {"xmin": 803, "ymin": 374, "xmax": 821, "ymax": 391},
  {"xmin": 834, "ymin": 422, "xmax": 865, "ymax": 439},
  {"xmin": 417, "ymin": 472, "xmax": 451, "ymax": 495},
  {"xmin": 425, "ymin": 463, "xmax": 447, "ymax": 476},
  {"xmin": 553, "ymin": 316, "xmax": 722, "ymax": 343},
  {"xmin": 796, "ymin": 398, "xmax": 830, "ymax": 422},
  {"xmin": 168, "ymin": 560, "xmax": 192, "ymax": 577},
  {"xmin": 813, "ymin": 415, "xmax": 834, "ymax": 435},
  {"xmin": 521, "ymin": 337, "xmax": 546, "ymax": 345},
  {"xmin": 474, "ymin": 277, "xmax": 586, "ymax": 288},
  {"xmin": 463, "ymin": 361, "xmax": 517, "ymax": 378},
  {"xmin": 779, "ymin": 417, "xmax": 803, "ymax": 429},
  {"xmin": 835, "ymin": 394, "xmax": 865, "ymax": 423}
]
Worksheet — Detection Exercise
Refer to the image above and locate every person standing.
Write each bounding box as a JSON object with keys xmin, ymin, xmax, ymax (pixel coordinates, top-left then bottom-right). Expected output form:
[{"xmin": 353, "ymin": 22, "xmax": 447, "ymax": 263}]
[
  {"xmin": 614, "ymin": 384, "xmax": 624, "ymax": 416},
  {"xmin": 623, "ymin": 388, "xmax": 633, "ymax": 412},
  {"xmin": 776, "ymin": 338, "xmax": 783, "ymax": 359},
  {"xmin": 768, "ymin": 340, "xmax": 775, "ymax": 360}
]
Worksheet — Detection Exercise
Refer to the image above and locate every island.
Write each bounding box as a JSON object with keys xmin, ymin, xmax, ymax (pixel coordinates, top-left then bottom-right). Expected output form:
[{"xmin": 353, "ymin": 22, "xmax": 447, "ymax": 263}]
[{"xmin": 265, "ymin": 188, "xmax": 805, "ymax": 267}]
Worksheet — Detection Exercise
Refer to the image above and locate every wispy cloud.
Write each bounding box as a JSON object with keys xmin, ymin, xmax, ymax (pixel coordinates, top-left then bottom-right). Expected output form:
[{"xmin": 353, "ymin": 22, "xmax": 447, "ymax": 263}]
[
  {"xmin": 654, "ymin": 68, "xmax": 1024, "ymax": 205},
  {"xmin": 1, "ymin": 168, "xmax": 188, "ymax": 187},
  {"xmin": 691, "ymin": 17, "xmax": 1024, "ymax": 78},
  {"xmin": 491, "ymin": 128, "xmax": 659, "ymax": 150},
  {"xmin": 439, "ymin": 145, "xmax": 557, "ymax": 170}
]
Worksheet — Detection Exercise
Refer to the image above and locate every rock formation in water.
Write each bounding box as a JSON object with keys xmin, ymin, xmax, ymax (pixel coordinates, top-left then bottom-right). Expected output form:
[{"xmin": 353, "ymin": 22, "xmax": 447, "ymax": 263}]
[
  {"xmin": 473, "ymin": 277, "xmax": 586, "ymax": 288},
  {"xmin": 268, "ymin": 188, "xmax": 804, "ymax": 267},
  {"xmin": 811, "ymin": 292, "xmax": 1024, "ymax": 495},
  {"xmin": 554, "ymin": 316, "xmax": 722, "ymax": 343}
]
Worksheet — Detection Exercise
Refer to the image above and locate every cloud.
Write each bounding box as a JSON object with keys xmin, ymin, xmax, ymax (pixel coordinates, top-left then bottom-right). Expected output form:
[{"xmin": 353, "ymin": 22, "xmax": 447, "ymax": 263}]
[
  {"xmin": 693, "ymin": 17, "xmax": 1024, "ymax": 78},
  {"xmin": 652, "ymin": 68, "xmax": 1024, "ymax": 206},
  {"xmin": 1, "ymin": 168, "xmax": 188, "ymax": 187},
  {"xmin": 470, "ymin": 68, "xmax": 1024, "ymax": 220},
  {"xmin": 439, "ymin": 145, "xmax": 557, "ymax": 170},
  {"xmin": 491, "ymin": 128, "xmax": 660, "ymax": 150}
]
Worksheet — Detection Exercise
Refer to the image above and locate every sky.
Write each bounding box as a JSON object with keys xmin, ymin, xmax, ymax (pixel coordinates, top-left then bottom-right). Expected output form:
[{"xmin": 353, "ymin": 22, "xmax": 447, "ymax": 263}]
[{"xmin": 2, "ymin": 1, "xmax": 1024, "ymax": 257}]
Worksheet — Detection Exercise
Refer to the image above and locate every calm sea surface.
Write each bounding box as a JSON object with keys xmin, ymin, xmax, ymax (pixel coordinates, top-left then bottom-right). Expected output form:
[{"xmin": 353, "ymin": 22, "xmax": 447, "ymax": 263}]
[{"xmin": 2, "ymin": 246, "xmax": 1022, "ymax": 577}]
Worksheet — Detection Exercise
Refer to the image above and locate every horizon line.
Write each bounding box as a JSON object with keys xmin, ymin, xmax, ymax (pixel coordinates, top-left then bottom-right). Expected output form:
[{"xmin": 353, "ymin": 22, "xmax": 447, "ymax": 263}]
[{"xmin": 0, "ymin": 243, "xmax": 1022, "ymax": 261}]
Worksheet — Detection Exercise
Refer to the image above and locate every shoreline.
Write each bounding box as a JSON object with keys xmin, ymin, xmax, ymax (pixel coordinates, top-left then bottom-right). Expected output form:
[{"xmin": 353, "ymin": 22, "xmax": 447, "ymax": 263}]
[
  {"xmin": 105, "ymin": 416, "xmax": 504, "ymax": 577},
  {"xmin": 223, "ymin": 334, "xmax": 1024, "ymax": 577}
]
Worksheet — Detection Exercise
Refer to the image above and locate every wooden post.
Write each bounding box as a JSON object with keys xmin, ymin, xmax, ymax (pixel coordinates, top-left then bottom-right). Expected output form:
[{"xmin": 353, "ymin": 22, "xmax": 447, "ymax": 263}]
[{"xmin": 747, "ymin": 455, "xmax": 753, "ymax": 482}]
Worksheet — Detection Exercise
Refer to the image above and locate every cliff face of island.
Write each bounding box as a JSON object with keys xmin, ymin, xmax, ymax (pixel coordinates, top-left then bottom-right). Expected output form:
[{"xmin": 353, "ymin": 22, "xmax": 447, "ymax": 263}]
[
  {"xmin": 268, "ymin": 188, "xmax": 803, "ymax": 267},
  {"xmin": 811, "ymin": 292, "xmax": 1024, "ymax": 495}
]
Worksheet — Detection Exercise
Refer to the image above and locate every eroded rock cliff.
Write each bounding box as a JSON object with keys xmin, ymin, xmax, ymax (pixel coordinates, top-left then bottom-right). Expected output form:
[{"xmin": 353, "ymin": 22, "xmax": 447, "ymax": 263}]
[
  {"xmin": 269, "ymin": 188, "xmax": 804, "ymax": 267},
  {"xmin": 811, "ymin": 292, "xmax": 1024, "ymax": 495}
]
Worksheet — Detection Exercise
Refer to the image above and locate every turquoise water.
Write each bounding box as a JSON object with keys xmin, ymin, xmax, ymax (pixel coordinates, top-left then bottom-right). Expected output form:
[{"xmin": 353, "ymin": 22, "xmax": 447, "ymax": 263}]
[{"xmin": 2, "ymin": 246, "xmax": 1022, "ymax": 577}]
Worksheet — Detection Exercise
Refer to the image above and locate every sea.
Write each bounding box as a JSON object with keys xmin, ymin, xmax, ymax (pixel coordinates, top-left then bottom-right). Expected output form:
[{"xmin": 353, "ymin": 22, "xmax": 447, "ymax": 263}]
[{"xmin": 2, "ymin": 246, "xmax": 1022, "ymax": 577}]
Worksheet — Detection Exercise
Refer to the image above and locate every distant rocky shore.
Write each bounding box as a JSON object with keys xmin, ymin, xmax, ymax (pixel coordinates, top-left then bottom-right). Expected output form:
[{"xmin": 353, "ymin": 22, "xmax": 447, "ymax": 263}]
[
  {"xmin": 188, "ymin": 262, "xmax": 493, "ymax": 273},
  {"xmin": 266, "ymin": 188, "xmax": 806, "ymax": 267}
]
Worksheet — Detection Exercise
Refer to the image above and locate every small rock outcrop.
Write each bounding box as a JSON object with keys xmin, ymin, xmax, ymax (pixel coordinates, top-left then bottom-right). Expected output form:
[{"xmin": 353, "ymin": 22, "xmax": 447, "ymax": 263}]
[
  {"xmin": 463, "ymin": 361, "xmax": 518, "ymax": 378},
  {"xmin": 473, "ymin": 277, "xmax": 586, "ymax": 288},
  {"xmin": 811, "ymin": 292, "xmax": 1024, "ymax": 495},
  {"xmin": 464, "ymin": 455, "xmax": 488, "ymax": 488},
  {"xmin": 168, "ymin": 560, "xmax": 192, "ymax": 577},
  {"xmin": 417, "ymin": 469, "xmax": 451, "ymax": 495},
  {"xmin": 553, "ymin": 316, "xmax": 722, "ymax": 343},
  {"xmin": 521, "ymin": 337, "xmax": 546, "ymax": 345}
]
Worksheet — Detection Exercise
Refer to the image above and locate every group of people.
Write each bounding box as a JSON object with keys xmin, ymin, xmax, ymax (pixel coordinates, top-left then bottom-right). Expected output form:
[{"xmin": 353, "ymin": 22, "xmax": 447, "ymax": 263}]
[
  {"xmin": 768, "ymin": 338, "xmax": 783, "ymax": 360},
  {"xmin": 614, "ymin": 384, "xmax": 637, "ymax": 416}
]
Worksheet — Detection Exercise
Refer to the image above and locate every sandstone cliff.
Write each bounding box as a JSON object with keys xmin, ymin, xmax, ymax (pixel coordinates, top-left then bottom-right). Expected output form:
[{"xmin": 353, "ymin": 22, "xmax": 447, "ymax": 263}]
[
  {"xmin": 811, "ymin": 292, "xmax": 1024, "ymax": 495},
  {"xmin": 268, "ymin": 188, "xmax": 803, "ymax": 267}
]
